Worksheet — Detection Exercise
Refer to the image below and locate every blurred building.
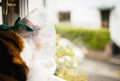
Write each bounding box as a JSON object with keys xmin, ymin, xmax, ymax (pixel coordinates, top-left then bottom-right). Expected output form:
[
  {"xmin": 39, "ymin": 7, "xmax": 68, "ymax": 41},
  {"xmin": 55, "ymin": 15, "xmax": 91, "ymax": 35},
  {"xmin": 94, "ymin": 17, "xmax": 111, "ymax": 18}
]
[
  {"xmin": 28, "ymin": 0, "xmax": 120, "ymax": 56},
  {"xmin": 42, "ymin": 0, "xmax": 120, "ymax": 54},
  {"xmin": 44, "ymin": 0, "xmax": 117, "ymax": 29}
]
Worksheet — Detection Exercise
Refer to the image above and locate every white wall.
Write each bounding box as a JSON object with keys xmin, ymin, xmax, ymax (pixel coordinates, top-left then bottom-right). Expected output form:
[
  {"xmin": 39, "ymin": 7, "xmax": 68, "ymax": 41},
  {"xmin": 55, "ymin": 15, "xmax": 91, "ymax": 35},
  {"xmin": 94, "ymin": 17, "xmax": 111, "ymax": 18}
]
[
  {"xmin": 45, "ymin": 0, "xmax": 116, "ymax": 28},
  {"xmin": 28, "ymin": 0, "xmax": 44, "ymax": 12},
  {"xmin": 110, "ymin": 0, "xmax": 120, "ymax": 47}
]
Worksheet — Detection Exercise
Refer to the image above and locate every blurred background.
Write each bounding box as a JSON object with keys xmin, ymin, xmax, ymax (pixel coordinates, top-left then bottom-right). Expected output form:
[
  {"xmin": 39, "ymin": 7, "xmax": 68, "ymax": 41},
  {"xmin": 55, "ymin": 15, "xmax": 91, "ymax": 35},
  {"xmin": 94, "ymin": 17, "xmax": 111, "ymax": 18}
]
[{"xmin": 0, "ymin": 0, "xmax": 120, "ymax": 81}]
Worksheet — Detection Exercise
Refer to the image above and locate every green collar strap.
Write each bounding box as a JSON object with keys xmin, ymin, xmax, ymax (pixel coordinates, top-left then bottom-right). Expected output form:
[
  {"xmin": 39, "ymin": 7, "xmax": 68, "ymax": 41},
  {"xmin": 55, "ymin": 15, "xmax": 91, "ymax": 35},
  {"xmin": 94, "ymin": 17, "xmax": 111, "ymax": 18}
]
[{"xmin": 0, "ymin": 17, "xmax": 34, "ymax": 32}]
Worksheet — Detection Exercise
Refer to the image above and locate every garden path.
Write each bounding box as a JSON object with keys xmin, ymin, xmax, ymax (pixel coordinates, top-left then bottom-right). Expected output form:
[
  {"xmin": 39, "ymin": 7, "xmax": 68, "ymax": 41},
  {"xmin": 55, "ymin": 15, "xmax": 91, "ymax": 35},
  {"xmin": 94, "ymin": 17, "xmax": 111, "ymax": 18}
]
[{"xmin": 80, "ymin": 58, "xmax": 120, "ymax": 81}]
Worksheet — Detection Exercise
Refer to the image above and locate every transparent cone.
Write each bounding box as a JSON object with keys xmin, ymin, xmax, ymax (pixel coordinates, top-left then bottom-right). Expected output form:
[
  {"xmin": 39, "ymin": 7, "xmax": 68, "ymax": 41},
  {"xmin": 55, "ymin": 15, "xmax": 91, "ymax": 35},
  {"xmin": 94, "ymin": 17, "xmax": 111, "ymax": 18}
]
[
  {"xmin": 17, "ymin": 9, "xmax": 65, "ymax": 81},
  {"xmin": 18, "ymin": 8, "xmax": 56, "ymax": 61}
]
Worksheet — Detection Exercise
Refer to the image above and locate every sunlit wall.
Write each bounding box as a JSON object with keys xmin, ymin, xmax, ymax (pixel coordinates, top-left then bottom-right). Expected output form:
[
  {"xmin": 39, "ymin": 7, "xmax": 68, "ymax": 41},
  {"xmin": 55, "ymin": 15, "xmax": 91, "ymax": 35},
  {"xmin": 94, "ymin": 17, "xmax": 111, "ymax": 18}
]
[{"xmin": 45, "ymin": 0, "xmax": 117, "ymax": 28}]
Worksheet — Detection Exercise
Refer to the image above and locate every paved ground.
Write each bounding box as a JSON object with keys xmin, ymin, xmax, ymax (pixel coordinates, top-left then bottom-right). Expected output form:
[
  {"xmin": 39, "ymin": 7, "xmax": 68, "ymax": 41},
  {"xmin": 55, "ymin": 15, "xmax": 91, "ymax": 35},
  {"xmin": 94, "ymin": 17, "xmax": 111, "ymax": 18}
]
[
  {"xmin": 88, "ymin": 74, "xmax": 120, "ymax": 81},
  {"xmin": 79, "ymin": 58, "xmax": 120, "ymax": 81}
]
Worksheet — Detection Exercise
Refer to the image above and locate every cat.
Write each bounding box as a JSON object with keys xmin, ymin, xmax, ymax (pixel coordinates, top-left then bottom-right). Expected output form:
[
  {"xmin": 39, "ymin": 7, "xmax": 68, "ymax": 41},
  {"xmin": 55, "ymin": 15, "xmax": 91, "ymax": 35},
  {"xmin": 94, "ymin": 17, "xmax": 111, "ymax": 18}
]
[{"xmin": 0, "ymin": 30, "xmax": 29, "ymax": 81}]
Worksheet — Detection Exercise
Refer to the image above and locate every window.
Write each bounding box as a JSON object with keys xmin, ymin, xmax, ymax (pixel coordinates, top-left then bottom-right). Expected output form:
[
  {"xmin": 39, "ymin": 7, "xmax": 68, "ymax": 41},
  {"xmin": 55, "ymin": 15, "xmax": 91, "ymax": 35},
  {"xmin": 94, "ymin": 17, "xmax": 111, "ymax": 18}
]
[{"xmin": 59, "ymin": 11, "xmax": 70, "ymax": 22}]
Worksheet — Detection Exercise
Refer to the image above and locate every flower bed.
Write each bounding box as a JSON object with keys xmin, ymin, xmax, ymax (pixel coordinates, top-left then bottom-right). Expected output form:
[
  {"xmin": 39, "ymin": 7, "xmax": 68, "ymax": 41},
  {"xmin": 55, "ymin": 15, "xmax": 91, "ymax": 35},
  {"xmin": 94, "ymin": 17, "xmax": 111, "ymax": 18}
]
[{"xmin": 54, "ymin": 35, "xmax": 87, "ymax": 81}]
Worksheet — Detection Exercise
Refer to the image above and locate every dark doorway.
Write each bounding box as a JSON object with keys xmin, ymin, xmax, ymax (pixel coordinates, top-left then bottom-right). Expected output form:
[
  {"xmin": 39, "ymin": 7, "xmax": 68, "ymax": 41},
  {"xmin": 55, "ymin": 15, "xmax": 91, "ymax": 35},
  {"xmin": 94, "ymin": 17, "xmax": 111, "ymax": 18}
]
[
  {"xmin": 112, "ymin": 42, "xmax": 120, "ymax": 55},
  {"xmin": 100, "ymin": 10, "xmax": 110, "ymax": 28}
]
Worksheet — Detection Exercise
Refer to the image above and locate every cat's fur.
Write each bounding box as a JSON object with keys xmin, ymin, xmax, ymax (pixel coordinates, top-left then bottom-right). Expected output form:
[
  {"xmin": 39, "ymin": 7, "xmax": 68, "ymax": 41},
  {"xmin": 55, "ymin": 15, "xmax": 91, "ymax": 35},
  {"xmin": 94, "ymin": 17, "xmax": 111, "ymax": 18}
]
[{"xmin": 0, "ymin": 30, "xmax": 29, "ymax": 81}]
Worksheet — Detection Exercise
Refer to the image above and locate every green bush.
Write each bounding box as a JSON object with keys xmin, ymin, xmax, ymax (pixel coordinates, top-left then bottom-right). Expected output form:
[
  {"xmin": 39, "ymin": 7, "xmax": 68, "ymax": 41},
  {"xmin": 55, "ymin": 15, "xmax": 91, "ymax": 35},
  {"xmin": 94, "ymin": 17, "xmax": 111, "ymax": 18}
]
[{"xmin": 55, "ymin": 24, "xmax": 111, "ymax": 50}]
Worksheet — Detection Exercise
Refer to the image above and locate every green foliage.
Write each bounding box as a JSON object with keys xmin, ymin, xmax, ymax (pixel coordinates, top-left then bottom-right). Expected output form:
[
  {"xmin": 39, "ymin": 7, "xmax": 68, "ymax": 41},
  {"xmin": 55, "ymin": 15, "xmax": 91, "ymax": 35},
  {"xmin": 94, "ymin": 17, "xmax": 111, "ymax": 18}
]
[
  {"xmin": 56, "ymin": 45, "xmax": 75, "ymax": 58},
  {"xmin": 54, "ymin": 35, "xmax": 88, "ymax": 81},
  {"xmin": 55, "ymin": 24, "xmax": 111, "ymax": 50}
]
